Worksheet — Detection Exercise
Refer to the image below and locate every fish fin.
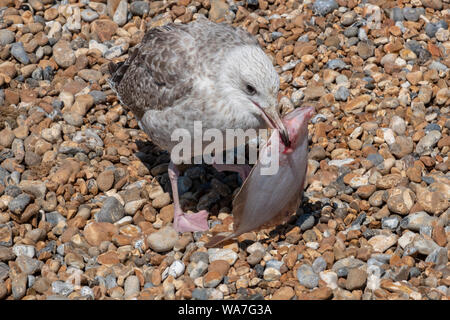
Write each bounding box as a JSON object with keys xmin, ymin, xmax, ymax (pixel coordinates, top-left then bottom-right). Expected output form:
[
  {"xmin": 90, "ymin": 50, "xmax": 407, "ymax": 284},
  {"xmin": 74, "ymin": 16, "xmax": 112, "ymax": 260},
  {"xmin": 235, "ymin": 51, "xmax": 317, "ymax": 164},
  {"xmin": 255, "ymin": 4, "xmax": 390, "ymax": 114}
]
[{"xmin": 204, "ymin": 233, "xmax": 234, "ymax": 248}]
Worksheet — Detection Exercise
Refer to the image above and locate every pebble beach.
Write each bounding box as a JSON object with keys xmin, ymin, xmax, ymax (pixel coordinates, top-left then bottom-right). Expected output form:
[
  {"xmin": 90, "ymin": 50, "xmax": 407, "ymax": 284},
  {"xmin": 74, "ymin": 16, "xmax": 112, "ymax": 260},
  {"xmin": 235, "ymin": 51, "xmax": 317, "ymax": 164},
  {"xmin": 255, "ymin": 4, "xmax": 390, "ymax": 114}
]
[{"xmin": 0, "ymin": 0, "xmax": 449, "ymax": 300}]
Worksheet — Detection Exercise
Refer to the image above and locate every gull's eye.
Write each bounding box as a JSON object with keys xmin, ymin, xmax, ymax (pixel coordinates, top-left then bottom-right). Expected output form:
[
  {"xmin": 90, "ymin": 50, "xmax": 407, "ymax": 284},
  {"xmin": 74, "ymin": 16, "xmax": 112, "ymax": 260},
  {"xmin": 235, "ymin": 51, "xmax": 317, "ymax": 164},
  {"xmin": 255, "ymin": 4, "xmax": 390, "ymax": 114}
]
[{"xmin": 246, "ymin": 84, "xmax": 257, "ymax": 96}]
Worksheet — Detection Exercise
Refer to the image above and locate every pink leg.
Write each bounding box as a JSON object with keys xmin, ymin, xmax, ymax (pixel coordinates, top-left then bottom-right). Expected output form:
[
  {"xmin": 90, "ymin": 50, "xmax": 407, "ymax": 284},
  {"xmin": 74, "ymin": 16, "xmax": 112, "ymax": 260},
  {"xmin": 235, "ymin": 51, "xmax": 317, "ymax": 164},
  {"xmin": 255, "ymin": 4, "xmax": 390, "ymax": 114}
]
[
  {"xmin": 212, "ymin": 163, "xmax": 252, "ymax": 182},
  {"xmin": 169, "ymin": 162, "xmax": 209, "ymax": 233}
]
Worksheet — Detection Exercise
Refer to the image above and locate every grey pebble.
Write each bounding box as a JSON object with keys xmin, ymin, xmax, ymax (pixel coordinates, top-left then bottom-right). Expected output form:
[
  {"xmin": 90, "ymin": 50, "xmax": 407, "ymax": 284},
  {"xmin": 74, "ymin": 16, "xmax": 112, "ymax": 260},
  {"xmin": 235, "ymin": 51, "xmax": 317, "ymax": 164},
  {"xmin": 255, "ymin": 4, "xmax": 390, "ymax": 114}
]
[
  {"xmin": 416, "ymin": 130, "xmax": 441, "ymax": 155},
  {"xmin": 346, "ymin": 37, "xmax": 359, "ymax": 47},
  {"xmin": 311, "ymin": 114, "xmax": 327, "ymax": 124},
  {"xmin": 38, "ymin": 241, "xmax": 56, "ymax": 256},
  {"xmin": 104, "ymin": 46, "xmax": 124, "ymax": 59},
  {"xmin": 271, "ymin": 32, "xmax": 283, "ymax": 40},
  {"xmin": 424, "ymin": 123, "xmax": 441, "ymax": 133},
  {"xmin": 63, "ymin": 112, "xmax": 83, "ymax": 127},
  {"xmin": 81, "ymin": 9, "xmax": 99, "ymax": 22},
  {"xmin": 89, "ymin": 90, "xmax": 107, "ymax": 104},
  {"xmin": 421, "ymin": 176, "xmax": 435, "ymax": 185},
  {"xmin": 335, "ymin": 86, "xmax": 349, "ymax": 101},
  {"xmin": 390, "ymin": 7, "xmax": 404, "ymax": 21},
  {"xmin": 0, "ymin": 168, "xmax": 9, "ymax": 185},
  {"xmin": 413, "ymin": 236, "xmax": 440, "ymax": 255},
  {"xmin": 11, "ymin": 273, "xmax": 27, "ymax": 300},
  {"xmin": 403, "ymin": 7, "xmax": 424, "ymax": 22},
  {"xmin": 188, "ymin": 260, "xmax": 208, "ymax": 279},
  {"xmin": 12, "ymin": 244, "xmax": 35, "ymax": 258},
  {"xmin": 352, "ymin": 212, "xmax": 366, "ymax": 228},
  {"xmin": 10, "ymin": 43, "xmax": 30, "ymax": 64},
  {"xmin": 16, "ymin": 255, "xmax": 42, "ymax": 275},
  {"xmin": 425, "ymin": 247, "xmax": 448, "ymax": 267},
  {"xmin": 367, "ymin": 153, "xmax": 384, "ymax": 166},
  {"xmin": 337, "ymin": 267, "xmax": 348, "ymax": 277},
  {"xmin": 31, "ymin": 67, "xmax": 43, "ymax": 80},
  {"xmin": 80, "ymin": 286, "xmax": 94, "ymax": 298},
  {"xmin": 266, "ymin": 260, "xmax": 283, "ymax": 271},
  {"xmin": 0, "ymin": 149, "xmax": 13, "ymax": 163},
  {"xmin": 296, "ymin": 214, "xmax": 315, "ymax": 231},
  {"xmin": 428, "ymin": 61, "xmax": 448, "ymax": 72},
  {"xmin": 403, "ymin": 246, "xmax": 418, "ymax": 257},
  {"xmin": 371, "ymin": 254, "xmax": 391, "ymax": 264},
  {"xmin": 400, "ymin": 211, "xmax": 436, "ymax": 232},
  {"xmin": 57, "ymin": 244, "xmax": 65, "ymax": 256},
  {"xmin": 312, "ymin": 256, "xmax": 327, "ymax": 274},
  {"xmin": 143, "ymin": 282, "xmax": 154, "ymax": 289},
  {"xmin": 51, "ymin": 281, "xmax": 74, "ymax": 296},
  {"xmin": 95, "ymin": 197, "xmax": 125, "ymax": 223},
  {"xmin": 105, "ymin": 274, "xmax": 117, "ymax": 290},
  {"xmin": 332, "ymin": 257, "xmax": 365, "ymax": 272},
  {"xmin": 313, "ymin": 0, "xmax": 338, "ymax": 16},
  {"xmin": 0, "ymin": 30, "xmax": 15, "ymax": 46},
  {"xmin": 344, "ymin": 26, "xmax": 358, "ymax": 38},
  {"xmin": 247, "ymin": 251, "xmax": 264, "ymax": 266},
  {"xmin": 27, "ymin": 275, "xmax": 35, "ymax": 288},
  {"xmin": 409, "ymin": 267, "xmax": 421, "ymax": 278},
  {"xmin": 192, "ymin": 288, "xmax": 208, "ymax": 300},
  {"xmin": 358, "ymin": 28, "xmax": 368, "ymax": 41},
  {"xmin": 367, "ymin": 258, "xmax": 383, "ymax": 267},
  {"xmin": 246, "ymin": 0, "xmax": 259, "ymax": 5},
  {"xmin": 4, "ymin": 185, "xmax": 22, "ymax": 198},
  {"xmin": 45, "ymin": 211, "xmax": 66, "ymax": 228},
  {"xmin": 425, "ymin": 23, "xmax": 439, "ymax": 38},
  {"xmin": 420, "ymin": 225, "xmax": 432, "ymax": 237},
  {"xmin": 296, "ymin": 264, "xmax": 319, "ymax": 289},
  {"xmin": 327, "ymin": 59, "xmax": 348, "ymax": 70},
  {"xmin": 436, "ymin": 20, "xmax": 449, "ymax": 30},
  {"xmin": 406, "ymin": 40, "xmax": 425, "ymax": 55},
  {"xmin": 124, "ymin": 275, "xmax": 140, "ymax": 298},
  {"xmin": 0, "ymin": 263, "xmax": 9, "ymax": 281},
  {"xmin": 130, "ymin": 1, "xmax": 149, "ymax": 16},
  {"xmin": 382, "ymin": 216, "xmax": 399, "ymax": 230},
  {"xmin": 297, "ymin": 34, "xmax": 309, "ymax": 42},
  {"xmin": 8, "ymin": 193, "xmax": 31, "ymax": 214}
]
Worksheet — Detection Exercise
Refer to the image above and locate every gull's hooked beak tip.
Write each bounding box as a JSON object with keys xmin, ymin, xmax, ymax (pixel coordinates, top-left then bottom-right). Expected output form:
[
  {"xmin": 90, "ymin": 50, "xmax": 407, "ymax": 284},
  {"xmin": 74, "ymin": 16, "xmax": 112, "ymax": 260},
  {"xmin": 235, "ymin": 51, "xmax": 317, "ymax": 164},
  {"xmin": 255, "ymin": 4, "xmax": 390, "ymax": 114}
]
[
  {"xmin": 267, "ymin": 106, "xmax": 290, "ymax": 148},
  {"xmin": 254, "ymin": 101, "xmax": 291, "ymax": 148}
]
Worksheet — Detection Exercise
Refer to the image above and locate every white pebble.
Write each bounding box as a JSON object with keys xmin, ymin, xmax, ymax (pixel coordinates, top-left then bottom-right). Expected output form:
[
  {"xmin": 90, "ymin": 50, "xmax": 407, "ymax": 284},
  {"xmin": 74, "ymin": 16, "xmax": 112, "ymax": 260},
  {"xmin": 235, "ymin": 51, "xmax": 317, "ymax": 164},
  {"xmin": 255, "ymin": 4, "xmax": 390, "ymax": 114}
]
[
  {"xmin": 319, "ymin": 271, "xmax": 338, "ymax": 290},
  {"xmin": 305, "ymin": 242, "xmax": 319, "ymax": 249},
  {"xmin": 208, "ymin": 248, "xmax": 238, "ymax": 265},
  {"xmin": 398, "ymin": 231, "xmax": 416, "ymax": 249},
  {"xmin": 12, "ymin": 244, "xmax": 35, "ymax": 258},
  {"xmin": 168, "ymin": 260, "xmax": 185, "ymax": 279}
]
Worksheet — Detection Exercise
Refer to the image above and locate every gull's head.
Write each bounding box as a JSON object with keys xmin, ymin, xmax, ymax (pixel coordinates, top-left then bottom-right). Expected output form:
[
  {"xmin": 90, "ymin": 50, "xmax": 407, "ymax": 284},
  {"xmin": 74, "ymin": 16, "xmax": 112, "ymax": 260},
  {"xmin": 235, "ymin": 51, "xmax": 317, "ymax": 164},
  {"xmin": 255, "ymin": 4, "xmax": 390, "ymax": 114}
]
[{"xmin": 219, "ymin": 45, "xmax": 290, "ymax": 147}]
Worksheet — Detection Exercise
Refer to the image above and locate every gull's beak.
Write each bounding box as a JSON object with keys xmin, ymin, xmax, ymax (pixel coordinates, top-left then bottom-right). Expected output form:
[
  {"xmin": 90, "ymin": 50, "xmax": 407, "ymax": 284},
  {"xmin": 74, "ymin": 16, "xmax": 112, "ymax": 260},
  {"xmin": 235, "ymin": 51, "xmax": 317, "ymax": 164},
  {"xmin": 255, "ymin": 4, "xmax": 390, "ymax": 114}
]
[{"xmin": 253, "ymin": 102, "xmax": 290, "ymax": 147}]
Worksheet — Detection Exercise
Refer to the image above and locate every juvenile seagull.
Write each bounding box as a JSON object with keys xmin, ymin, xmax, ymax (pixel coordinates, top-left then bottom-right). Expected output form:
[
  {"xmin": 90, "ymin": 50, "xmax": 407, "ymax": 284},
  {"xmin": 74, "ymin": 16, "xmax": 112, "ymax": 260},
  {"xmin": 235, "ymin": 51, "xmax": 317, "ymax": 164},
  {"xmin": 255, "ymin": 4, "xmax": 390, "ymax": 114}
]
[{"xmin": 108, "ymin": 18, "xmax": 289, "ymax": 233}]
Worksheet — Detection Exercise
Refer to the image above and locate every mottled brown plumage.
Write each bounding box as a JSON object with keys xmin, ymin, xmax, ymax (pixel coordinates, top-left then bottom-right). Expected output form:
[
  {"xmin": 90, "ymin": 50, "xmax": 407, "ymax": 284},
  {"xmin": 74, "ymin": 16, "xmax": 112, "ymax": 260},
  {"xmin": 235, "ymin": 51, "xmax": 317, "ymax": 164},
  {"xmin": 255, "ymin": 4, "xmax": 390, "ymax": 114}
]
[{"xmin": 109, "ymin": 18, "xmax": 258, "ymax": 120}]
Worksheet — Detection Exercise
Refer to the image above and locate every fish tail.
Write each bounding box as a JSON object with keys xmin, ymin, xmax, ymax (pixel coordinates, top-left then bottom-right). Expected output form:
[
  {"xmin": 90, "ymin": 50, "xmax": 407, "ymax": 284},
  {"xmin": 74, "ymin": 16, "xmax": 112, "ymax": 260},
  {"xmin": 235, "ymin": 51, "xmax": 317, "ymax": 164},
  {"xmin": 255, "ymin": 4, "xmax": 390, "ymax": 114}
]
[{"xmin": 204, "ymin": 233, "xmax": 234, "ymax": 248}]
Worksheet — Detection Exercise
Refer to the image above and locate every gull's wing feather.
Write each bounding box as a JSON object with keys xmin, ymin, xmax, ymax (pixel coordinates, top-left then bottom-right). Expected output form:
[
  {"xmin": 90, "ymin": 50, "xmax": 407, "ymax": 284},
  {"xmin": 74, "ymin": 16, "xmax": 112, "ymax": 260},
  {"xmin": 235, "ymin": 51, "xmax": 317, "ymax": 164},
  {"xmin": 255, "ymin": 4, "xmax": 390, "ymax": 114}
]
[{"xmin": 108, "ymin": 24, "xmax": 197, "ymax": 118}]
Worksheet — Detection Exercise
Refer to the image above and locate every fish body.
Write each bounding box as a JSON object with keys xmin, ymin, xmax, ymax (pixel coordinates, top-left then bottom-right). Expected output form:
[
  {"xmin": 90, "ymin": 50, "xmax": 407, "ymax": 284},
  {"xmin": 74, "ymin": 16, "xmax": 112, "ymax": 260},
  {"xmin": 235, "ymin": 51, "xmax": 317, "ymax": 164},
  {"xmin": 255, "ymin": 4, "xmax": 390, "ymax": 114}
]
[{"xmin": 206, "ymin": 106, "xmax": 315, "ymax": 247}]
